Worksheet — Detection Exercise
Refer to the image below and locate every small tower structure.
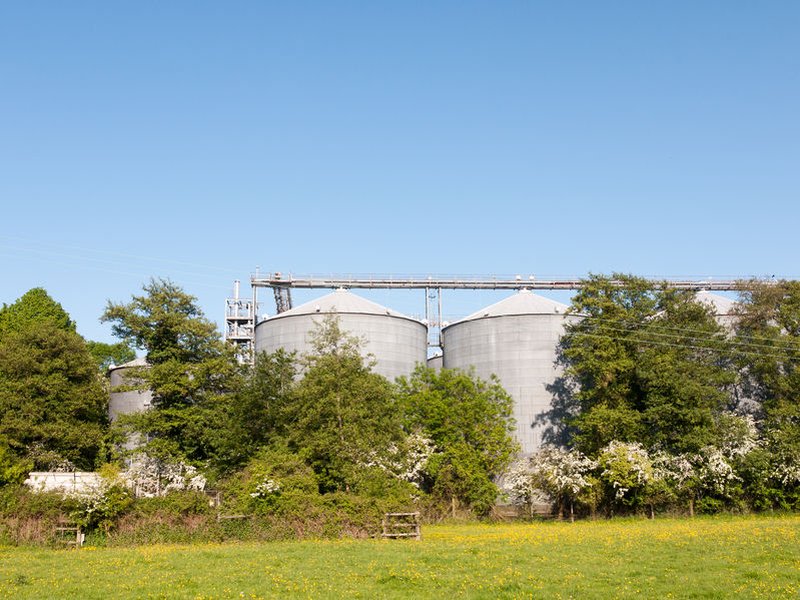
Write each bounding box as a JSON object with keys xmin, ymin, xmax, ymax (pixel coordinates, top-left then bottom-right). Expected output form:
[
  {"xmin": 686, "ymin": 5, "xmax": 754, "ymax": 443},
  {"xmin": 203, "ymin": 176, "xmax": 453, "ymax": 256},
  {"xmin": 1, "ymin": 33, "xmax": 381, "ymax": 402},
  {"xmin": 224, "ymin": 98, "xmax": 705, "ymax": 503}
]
[{"xmin": 224, "ymin": 280, "xmax": 255, "ymax": 362}]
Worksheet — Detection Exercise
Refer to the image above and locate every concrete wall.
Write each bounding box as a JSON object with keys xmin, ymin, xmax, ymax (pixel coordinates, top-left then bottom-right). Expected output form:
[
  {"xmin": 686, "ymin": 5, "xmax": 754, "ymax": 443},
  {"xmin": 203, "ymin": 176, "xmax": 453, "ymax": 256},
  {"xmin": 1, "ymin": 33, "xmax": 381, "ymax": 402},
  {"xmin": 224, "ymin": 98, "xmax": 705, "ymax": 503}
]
[{"xmin": 24, "ymin": 472, "xmax": 102, "ymax": 495}]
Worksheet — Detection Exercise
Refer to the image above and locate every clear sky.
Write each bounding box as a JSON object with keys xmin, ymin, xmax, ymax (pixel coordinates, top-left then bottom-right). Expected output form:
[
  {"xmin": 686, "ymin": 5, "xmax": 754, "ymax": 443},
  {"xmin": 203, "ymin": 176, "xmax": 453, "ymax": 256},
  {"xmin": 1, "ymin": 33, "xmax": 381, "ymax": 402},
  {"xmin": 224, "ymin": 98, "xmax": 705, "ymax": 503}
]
[{"xmin": 1, "ymin": 2, "xmax": 798, "ymax": 344}]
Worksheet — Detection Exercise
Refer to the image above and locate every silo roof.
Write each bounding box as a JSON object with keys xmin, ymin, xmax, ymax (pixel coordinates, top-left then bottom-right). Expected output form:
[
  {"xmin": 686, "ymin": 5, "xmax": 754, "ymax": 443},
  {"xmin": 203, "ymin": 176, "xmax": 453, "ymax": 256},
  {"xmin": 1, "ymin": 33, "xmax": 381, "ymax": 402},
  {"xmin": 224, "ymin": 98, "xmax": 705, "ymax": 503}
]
[
  {"xmin": 453, "ymin": 290, "xmax": 569, "ymax": 324},
  {"xmin": 695, "ymin": 291, "xmax": 736, "ymax": 316},
  {"xmin": 109, "ymin": 357, "xmax": 148, "ymax": 371},
  {"xmin": 264, "ymin": 288, "xmax": 418, "ymax": 321}
]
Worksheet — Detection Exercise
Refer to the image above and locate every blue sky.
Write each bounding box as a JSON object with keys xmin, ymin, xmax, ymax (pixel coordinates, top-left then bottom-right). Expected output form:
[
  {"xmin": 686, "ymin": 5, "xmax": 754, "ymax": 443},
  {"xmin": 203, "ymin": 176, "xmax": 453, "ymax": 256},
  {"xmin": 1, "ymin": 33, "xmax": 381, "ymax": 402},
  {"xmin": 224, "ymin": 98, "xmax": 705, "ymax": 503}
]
[{"xmin": 1, "ymin": 2, "xmax": 798, "ymax": 344}]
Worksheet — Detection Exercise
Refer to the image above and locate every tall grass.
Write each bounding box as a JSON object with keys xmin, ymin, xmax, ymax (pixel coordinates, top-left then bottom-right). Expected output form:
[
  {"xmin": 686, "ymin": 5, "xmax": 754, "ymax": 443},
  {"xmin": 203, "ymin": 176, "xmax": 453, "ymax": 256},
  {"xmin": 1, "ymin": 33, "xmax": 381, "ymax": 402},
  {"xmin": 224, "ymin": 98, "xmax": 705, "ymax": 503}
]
[{"xmin": 1, "ymin": 515, "xmax": 798, "ymax": 598}]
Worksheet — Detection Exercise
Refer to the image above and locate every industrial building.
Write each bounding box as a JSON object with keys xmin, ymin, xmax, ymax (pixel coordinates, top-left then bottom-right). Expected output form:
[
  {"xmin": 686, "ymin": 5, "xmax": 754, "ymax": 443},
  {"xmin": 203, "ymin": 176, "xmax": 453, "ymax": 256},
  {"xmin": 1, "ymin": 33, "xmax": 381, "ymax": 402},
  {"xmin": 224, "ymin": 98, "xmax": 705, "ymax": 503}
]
[
  {"xmin": 254, "ymin": 288, "xmax": 428, "ymax": 382},
  {"xmin": 696, "ymin": 290, "xmax": 738, "ymax": 329},
  {"xmin": 441, "ymin": 290, "xmax": 572, "ymax": 454},
  {"xmin": 221, "ymin": 274, "xmax": 744, "ymax": 455},
  {"xmin": 101, "ymin": 276, "xmax": 746, "ymax": 457},
  {"xmin": 108, "ymin": 357, "xmax": 153, "ymax": 421}
]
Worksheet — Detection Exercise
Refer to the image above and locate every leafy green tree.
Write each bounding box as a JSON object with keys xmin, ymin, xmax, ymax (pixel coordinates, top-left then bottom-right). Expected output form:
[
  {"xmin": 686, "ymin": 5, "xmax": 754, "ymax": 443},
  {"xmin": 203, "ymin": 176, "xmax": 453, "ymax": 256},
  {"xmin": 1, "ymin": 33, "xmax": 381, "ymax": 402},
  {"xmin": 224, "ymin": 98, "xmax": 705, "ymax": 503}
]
[
  {"xmin": 636, "ymin": 289, "xmax": 735, "ymax": 453},
  {"xmin": 0, "ymin": 436, "xmax": 32, "ymax": 486},
  {"xmin": 277, "ymin": 315, "xmax": 404, "ymax": 494},
  {"xmin": 559, "ymin": 274, "xmax": 735, "ymax": 455},
  {"xmin": 734, "ymin": 279, "xmax": 800, "ymax": 411},
  {"xmin": 398, "ymin": 366, "xmax": 518, "ymax": 516},
  {"xmin": 85, "ymin": 340, "xmax": 136, "ymax": 372},
  {"xmin": 0, "ymin": 322, "xmax": 108, "ymax": 470},
  {"xmin": 556, "ymin": 274, "xmax": 657, "ymax": 452},
  {"xmin": 734, "ymin": 279, "xmax": 800, "ymax": 505},
  {"xmin": 203, "ymin": 349, "xmax": 297, "ymax": 472},
  {"xmin": 0, "ymin": 287, "xmax": 75, "ymax": 336},
  {"xmin": 101, "ymin": 278, "xmax": 241, "ymax": 463}
]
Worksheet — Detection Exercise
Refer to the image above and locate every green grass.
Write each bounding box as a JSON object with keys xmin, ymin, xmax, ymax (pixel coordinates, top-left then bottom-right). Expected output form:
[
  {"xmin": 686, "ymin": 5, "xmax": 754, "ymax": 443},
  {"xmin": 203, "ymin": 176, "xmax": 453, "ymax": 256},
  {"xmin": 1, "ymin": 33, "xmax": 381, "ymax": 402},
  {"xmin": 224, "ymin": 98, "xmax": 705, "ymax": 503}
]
[{"xmin": 1, "ymin": 515, "xmax": 799, "ymax": 598}]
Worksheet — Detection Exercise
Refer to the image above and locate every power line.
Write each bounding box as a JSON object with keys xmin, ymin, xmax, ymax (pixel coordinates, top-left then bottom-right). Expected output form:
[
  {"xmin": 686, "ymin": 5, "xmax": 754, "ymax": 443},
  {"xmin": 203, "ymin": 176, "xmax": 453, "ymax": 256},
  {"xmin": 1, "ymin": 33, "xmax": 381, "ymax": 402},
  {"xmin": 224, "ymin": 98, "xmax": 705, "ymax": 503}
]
[
  {"xmin": 570, "ymin": 330, "xmax": 800, "ymax": 362},
  {"xmin": 573, "ymin": 320, "xmax": 800, "ymax": 355},
  {"xmin": 0, "ymin": 234, "xmax": 240, "ymax": 276},
  {"xmin": 567, "ymin": 312, "xmax": 800, "ymax": 351}
]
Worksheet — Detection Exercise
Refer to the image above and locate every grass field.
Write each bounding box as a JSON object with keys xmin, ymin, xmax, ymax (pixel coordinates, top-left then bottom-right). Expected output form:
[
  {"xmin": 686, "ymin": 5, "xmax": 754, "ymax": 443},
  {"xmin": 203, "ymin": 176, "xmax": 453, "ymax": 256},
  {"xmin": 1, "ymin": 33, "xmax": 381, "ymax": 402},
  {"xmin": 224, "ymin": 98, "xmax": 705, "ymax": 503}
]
[{"xmin": 1, "ymin": 515, "xmax": 799, "ymax": 599}]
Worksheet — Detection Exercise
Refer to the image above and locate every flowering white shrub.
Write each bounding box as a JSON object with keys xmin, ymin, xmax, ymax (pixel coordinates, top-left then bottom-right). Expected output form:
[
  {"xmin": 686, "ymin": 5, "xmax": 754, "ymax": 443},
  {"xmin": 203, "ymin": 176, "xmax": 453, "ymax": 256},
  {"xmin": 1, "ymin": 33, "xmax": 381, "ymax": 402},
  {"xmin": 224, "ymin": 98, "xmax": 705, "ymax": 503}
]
[
  {"xmin": 695, "ymin": 446, "xmax": 739, "ymax": 495},
  {"xmin": 506, "ymin": 447, "xmax": 596, "ymax": 507},
  {"xmin": 399, "ymin": 433, "xmax": 436, "ymax": 487},
  {"xmin": 652, "ymin": 452, "xmax": 695, "ymax": 491},
  {"xmin": 122, "ymin": 454, "xmax": 206, "ymax": 498},
  {"xmin": 76, "ymin": 482, "xmax": 115, "ymax": 524},
  {"xmin": 717, "ymin": 413, "xmax": 760, "ymax": 459},
  {"xmin": 598, "ymin": 441, "xmax": 656, "ymax": 501},
  {"xmin": 773, "ymin": 459, "xmax": 800, "ymax": 486},
  {"xmin": 363, "ymin": 432, "xmax": 435, "ymax": 488},
  {"xmin": 250, "ymin": 478, "xmax": 281, "ymax": 499},
  {"xmin": 504, "ymin": 460, "xmax": 549, "ymax": 507}
]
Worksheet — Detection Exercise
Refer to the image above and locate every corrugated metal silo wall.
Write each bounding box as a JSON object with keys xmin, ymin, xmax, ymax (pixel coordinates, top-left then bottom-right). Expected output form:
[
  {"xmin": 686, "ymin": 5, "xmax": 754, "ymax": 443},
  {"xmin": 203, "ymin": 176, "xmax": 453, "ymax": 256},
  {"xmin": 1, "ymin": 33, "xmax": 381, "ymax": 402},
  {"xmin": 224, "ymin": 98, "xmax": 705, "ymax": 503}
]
[
  {"xmin": 442, "ymin": 313, "xmax": 569, "ymax": 454},
  {"xmin": 255, "ymin": 313, "xmax": 428, "ymax": 382},
  {"xmin": 108, "ymin": 367, "xmax": 153, "ymax": 421},
  {"xmin": 426, "ymin": 355, "xmax": 443, "ymax": 372}
]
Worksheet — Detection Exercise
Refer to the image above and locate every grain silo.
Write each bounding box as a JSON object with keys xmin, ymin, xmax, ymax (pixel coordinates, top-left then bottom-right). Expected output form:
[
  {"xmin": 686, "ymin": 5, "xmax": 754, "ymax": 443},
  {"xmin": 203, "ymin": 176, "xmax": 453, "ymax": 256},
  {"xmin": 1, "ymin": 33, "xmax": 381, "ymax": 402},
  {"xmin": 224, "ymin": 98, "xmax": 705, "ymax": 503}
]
[
  {"xmin": 695, "ymin": 290, "xmax": 737, "ymax": 329},
  {"xmin": 254, "ymin": 288, "xmax": 428, "ymax": 381},
  {"xmin": 108, "ymin": 357, "xmax": 153, "ymax": 421},
  {"xmin": 441, "ymin": 290, "xmax": 570, "ymax": 454},
  {"xmin": 426, "ymin": 354, "xmax": 443, "ymax": 372}
]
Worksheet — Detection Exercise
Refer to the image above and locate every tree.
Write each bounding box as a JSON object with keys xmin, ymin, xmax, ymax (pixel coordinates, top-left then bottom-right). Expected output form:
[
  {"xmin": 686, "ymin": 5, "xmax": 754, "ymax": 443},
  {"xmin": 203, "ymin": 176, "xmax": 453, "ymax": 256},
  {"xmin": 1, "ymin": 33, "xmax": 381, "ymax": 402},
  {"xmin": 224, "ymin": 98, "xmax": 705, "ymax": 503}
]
[
  {"xmin": 277, "ymin": 315, "xmax": 404, "ymax": 494},
  {"xmin": 0, "ymin": 435, "xmax": 32, "ymax": 486},
  {"xmin": 636, "ymin": 289, "xmax": 735, "ymax": 453},
  {"xmin": 559, "ymin": 274, "xmax": 735, "ymax": 455},
  {"xmin": 733, "ymin": 279, "xmax": 800, "ymax": 507},
  {"xmin": 85, "ymin": 340, "xmax": 136, "ymax": 372},
  {"xmin": 557, "ymin": 274, "xmax": 657, "ymax": 453},
  {"xmin": 597, "ymin": 441, "xmax": 656, "ymax": 512},
  {"xmin": 397, "ymin": 366, "xmax": 518, "ymax": 516},
  {"xmin": 734, "ymin": 279, "xmax": 800, "ymax": 413},
  {"xmin": 0, "ymin": 287, "xmax": 75, "ymax": 336},
  {"xmin": 204, "ymin": 348, "xmax": 297, "ymax": 472},
  {"xmin": 101, "ymin": 278, "xmax": 241, "ymax": 463},
  {"xmin": 508, "ymin": 447, "xmax": 597, "ymax": 520},
  {"xmin": 0, "ymin": 321, "xmax": 108, "ymax": 470}
]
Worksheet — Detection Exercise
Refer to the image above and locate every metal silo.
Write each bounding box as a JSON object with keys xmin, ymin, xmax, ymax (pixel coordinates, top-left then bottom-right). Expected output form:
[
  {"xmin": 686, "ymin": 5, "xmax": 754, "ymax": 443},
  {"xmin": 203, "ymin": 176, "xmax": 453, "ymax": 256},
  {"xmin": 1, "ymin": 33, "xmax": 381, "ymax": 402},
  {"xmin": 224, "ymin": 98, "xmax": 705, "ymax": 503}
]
[
  {"xmin": 254, "ymin": 288, "xmax": 428, "ymax": 382},
  {"xmin": 108, "ymin": 357, "xmax": 153, "ymax": 421},
  {"xmin": 426, "ymin": 353, "xmax": 443, "ymax": 372},
  {"xmin": 441, "ymin": 290, "xmax": 570, "ymax": 454},
  {"xmin": 695, "ymin": 291, "xmax": 737, "ymax": 329}
]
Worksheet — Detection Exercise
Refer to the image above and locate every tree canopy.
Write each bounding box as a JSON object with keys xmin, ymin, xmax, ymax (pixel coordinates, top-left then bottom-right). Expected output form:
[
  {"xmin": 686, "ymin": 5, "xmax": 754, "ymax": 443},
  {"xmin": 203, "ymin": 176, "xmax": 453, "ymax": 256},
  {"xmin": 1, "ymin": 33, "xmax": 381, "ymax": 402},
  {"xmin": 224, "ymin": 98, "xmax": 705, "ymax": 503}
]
[
  {"xmin": 276, "ymin": 315, "xmax": 404, "ymax": 494},
  {"xmin": 0, "ymin": 287, "xmax": 75, "ymax": 337},
  {"xmin": 0, "ymin": 321, "xmax": 107, "ymax": 470},
  {"xmin": 398, "ymin": 366, "xmax": 518, "ymax": 515},
  {"xmin": 556, "ymin": 274, "xmax": 735, "ymax": 455},
  {"xmin": 85, "ymin": 340, "xmax": 136, "ymax": 372},
  {"xmin": 733, "ymin": 280, "xmax": 800, "ymax": 491},
  {"xmin": 0, "ymin": 288, "xmax": 106, "ymax": 471},
  {"xmin": 101, "ymin": 278, "xmax": 241, "ymax": 462}
]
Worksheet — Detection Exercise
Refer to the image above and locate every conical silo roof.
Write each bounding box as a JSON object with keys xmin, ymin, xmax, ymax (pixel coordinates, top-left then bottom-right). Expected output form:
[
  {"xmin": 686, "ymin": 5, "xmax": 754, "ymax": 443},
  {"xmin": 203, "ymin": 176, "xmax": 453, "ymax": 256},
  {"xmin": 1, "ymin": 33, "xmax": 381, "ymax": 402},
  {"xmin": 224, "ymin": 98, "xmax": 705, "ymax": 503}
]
[
  {"xmin": 695, "ymin": 291, "xmax": 736, "ymax": 316},
  {"xmin": 265, "ymin": 288, "xmax": 418, "ymax": 321},
  {"xmin": 108, "ymin": 356, "xmax": 148, "ymax": 371},
  {"xmin": 453, "ymin": 289, "xmax": 569, "ymax": 325}
]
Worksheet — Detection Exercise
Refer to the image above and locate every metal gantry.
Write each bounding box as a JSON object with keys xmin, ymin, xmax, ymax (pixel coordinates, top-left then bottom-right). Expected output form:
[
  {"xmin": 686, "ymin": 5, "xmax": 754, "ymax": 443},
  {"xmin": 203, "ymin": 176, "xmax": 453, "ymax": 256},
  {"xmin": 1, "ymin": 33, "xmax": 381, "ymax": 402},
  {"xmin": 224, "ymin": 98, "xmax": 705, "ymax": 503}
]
[
  {"xmin": 237, "ymin": 272, "xmax": 747, "ymax": 355},
  {"xmin": 250, "ymin": 273, "xmax": 745, "ymax": 293}
]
